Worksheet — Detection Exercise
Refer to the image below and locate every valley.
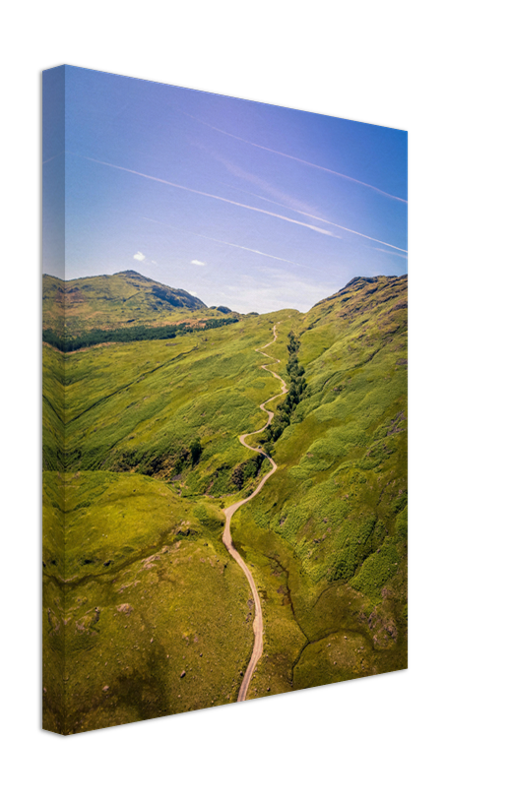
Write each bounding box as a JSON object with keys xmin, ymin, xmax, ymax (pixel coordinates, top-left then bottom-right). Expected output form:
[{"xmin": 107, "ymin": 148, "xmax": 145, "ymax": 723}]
[{"xmin": 42, "ymin": 270, "xmax": 407, "ymax": 734}]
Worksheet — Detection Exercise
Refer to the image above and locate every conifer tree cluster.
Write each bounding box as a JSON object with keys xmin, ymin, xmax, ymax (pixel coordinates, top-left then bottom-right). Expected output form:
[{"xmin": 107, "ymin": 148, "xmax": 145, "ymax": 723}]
[{"xmin": 43, "ymin": 316, "xmax": 238, "ymax": 352}]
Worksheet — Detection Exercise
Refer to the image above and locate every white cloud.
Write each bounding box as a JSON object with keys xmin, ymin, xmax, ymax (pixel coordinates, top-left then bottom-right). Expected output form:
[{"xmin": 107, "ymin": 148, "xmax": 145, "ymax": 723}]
[
  {"xmin": 133, "ymin": 251, "xmax": 146, "ymax": 261},
  {"xmin": 191, "ymin": 259, "xmax": 206, "ymax": 266}
]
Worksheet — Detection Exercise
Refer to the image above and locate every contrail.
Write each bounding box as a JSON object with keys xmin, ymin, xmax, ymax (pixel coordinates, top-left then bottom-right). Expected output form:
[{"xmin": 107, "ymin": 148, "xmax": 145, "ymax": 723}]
[
  {"xmin": 308, "ymin": 221, "xmax": 405, "ymax": 253},
  {"xmin": 142, "ymin": 216, "xmax": 315, "ymax": 269},
  {"xmin": 373, "ymin": 247, "xmax": 408, "ymax": 260},
  {"xmin": 76, "ymin": 153, "xmax": 407, "ymax": 253},
  {"xmin": 218, "ymin": 182, "xmax": 408, "ymax": 253},
  {"xmin": 77, "ymin": 154, "xmax": 337, "ymax": 239},
  {"xmin": 42, "ymin": 153, "xmax": 60, "ymax": 165},
  {"xmin": 180, "ymin": 109, "xmax": 407, "ymax": 204}
]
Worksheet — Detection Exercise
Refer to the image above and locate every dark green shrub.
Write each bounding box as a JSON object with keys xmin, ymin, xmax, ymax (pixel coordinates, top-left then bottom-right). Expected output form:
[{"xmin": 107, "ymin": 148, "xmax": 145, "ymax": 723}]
[{"xmin": 190, "ymin": 439, "xmax": 203, "ymax": 466}]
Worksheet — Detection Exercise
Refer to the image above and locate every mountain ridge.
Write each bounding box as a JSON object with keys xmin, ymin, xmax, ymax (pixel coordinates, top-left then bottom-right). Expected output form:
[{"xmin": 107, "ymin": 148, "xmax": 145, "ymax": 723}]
[
  {"xmin": 312, "ymin": 274, "xmax": 405, "ymax": 308},
  {"xmin": 43, "ymin": 269, "xmax": 211, "ymax": 335},
  {"xmin": 43, "ymin": 269, "xmax": 408, "ymax": 334}
]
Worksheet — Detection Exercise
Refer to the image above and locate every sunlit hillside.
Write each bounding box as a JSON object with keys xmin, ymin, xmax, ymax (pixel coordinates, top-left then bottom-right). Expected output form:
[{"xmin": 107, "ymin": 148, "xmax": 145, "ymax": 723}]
[{"xmin": 42, "ymin": 272, "xmax": 407, "ymax": 733}]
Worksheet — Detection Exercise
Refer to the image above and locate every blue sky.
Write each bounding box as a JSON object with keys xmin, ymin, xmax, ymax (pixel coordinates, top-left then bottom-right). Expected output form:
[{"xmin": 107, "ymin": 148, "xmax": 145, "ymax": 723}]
[{"xmin": 43, "ymin": 66, "xmax": 407, "ymax": 313}]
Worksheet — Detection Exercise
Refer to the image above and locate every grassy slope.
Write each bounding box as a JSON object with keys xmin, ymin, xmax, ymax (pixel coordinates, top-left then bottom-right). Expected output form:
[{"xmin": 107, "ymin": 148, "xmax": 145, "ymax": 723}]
[
  {"xmin": 42, "ymin": 274, "xmax": 407, "ymax": 731},
  {"xmin": 43, "ymin": 471, "xmax": 253, "ymax": 733},
  {"xmin": 42, "ymin": 271, "xmax": 231, "ymax": 336},
  {"xmin": 43, "ymin": 309, "xmax": 301, "ymax": 732},
  {"xmin": 62, "ymin": 310, "xmax": 299, "ymax": 494},
  {"xmin": 42, "ymin": 282, "xmax": 66, "ymax": 730},
  {"xmin": 231, "ymin": 275, "xmax": 408, "ymax": 697}
]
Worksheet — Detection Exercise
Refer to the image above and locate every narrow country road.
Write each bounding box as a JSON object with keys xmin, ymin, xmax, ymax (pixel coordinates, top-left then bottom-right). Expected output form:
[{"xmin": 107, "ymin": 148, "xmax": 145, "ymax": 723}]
[{"xmin": 221, "ymin": 323, "xmax": 287, "ymax": 702}]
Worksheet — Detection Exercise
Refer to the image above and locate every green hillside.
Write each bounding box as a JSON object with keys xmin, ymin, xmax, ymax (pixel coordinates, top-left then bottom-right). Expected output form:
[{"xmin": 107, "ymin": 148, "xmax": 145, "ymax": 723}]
[
  {"xmin": 43, "ymin": 272, "xmax": 407, "ymax": 733},
  {"xmin": 42, "ymin": 270, "xmax": 223, "ymax": 336},
  {"xmin": 233, "ymin": 274, "xmax": 407, "ymax": 696}
]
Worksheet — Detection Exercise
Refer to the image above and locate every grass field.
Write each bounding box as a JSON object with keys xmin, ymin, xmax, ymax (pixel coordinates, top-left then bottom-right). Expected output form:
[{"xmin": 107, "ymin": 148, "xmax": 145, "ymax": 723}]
[
  {"xmin": 43, "ymin": 471, "xmax": 254, "ymax": 733},
  {"xmin": 43, "ymin": 272, "xmax": 407, "ymax": 732}
]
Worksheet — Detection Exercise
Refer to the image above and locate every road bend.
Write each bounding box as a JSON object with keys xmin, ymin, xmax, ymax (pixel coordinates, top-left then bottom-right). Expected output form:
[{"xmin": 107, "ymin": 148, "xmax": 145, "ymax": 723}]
[{"xmin": 221, "ymin": 323, "xmax": 287, "ymax": 702}]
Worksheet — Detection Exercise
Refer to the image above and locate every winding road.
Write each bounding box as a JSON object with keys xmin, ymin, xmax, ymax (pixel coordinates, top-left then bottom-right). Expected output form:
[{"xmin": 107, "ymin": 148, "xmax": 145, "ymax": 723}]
[{"xmin": 221, "ymin": 323, "xmax": 287, "ymax": 702}]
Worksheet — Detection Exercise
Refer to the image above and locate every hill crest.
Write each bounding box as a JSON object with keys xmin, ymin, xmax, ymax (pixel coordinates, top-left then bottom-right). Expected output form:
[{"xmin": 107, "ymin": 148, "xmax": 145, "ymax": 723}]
[{"xmin": 43, "ymin": 270, "xmax": 209, "ymax": 334}]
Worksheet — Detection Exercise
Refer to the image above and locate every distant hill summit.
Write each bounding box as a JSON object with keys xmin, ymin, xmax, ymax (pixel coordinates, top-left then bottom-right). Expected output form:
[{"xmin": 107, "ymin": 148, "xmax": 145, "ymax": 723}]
[
  {"xmin": 210, "ymin": 305, "xmax": 232, "ymax": 314},
  {"xmin": 43, "ymin": 270, "xmax": 208, "ymax": 334},
  {"xmin": 118, "ymin": 270, "xmax": 152, "ymax": 280},
  {"xmin": 312, "ymin": 274, "xmax": 407, "ymax": 309}
]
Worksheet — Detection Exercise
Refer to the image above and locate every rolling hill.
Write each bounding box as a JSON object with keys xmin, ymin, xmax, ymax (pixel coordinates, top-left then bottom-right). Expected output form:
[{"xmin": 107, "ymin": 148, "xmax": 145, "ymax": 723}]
[
  {"xmin": 42, "ymin": 271, "xmax": 407, "ymax": 733},
  {"xmin": 42, "ymin": 270, "xmax": 214, "ymax": 336}
]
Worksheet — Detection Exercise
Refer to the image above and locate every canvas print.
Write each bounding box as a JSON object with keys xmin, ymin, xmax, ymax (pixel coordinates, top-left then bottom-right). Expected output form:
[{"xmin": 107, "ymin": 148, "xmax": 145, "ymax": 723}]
[{"xmin": 42, "ymin": 66, "xmax": 408, "ymax": 735}]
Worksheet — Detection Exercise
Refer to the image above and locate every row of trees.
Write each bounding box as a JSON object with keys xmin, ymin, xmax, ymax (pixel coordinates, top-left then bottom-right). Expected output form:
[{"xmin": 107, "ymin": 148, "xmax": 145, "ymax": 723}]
[
  {"xmin": 261, "ymin": 331, "xmax": 306, "ymax": 449},
  {"xmin": 43, "ymin": 316, "xmax": 239, "ymax": 352}
]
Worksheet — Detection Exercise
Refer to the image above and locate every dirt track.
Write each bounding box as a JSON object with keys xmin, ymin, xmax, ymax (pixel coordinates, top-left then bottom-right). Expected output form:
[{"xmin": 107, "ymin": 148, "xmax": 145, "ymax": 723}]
[{"xmin": 221, "ymin": 323, "xmax": 287, "ymax": 702}]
